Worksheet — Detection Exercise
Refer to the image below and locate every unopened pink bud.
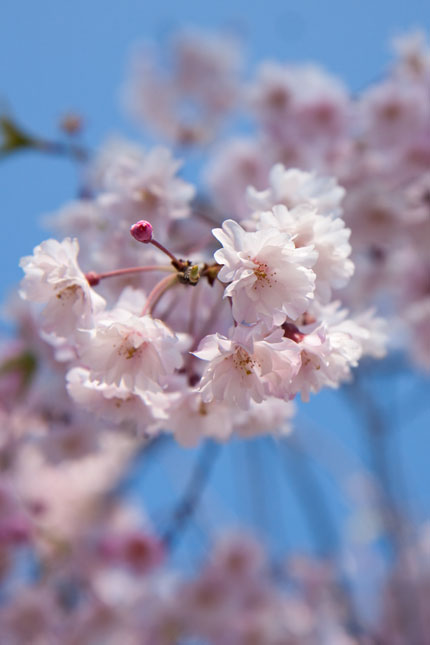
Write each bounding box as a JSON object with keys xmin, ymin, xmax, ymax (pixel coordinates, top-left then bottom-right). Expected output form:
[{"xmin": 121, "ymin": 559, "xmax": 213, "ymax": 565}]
[{"xmin": 130, "ymin": 220, "xmax": 153, "ymax": 243}]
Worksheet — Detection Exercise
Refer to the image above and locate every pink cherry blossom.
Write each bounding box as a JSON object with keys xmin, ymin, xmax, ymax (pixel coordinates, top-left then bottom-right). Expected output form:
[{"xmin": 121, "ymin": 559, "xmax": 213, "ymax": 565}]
[
  {"xmin": 213, "ymin": 219, "xmax": 317, "ymax": 325},
  {"xmin": 77, "ymin": 308, "xmax": 185, "ymax": 392},
  {"xmin": 19, "ymin": 238, "xmax": 106, "ymax": 339}
]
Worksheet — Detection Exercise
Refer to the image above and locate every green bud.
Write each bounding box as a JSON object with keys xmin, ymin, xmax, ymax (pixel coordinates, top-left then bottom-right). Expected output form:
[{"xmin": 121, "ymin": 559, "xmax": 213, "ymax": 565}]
[{"xmin": 188, "ymin": 264, "xmax": 200, "ymax": 285}]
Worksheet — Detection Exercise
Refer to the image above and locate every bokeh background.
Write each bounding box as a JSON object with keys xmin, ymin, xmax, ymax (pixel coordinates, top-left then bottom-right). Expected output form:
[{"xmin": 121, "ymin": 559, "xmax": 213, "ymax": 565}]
[{"xmin": 1, "ymin": 0, "xmax": 430, "ymax": 617}]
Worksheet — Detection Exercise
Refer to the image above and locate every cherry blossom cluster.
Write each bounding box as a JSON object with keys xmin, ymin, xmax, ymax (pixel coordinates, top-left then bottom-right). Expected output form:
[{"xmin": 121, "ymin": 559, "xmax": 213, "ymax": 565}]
[
  {"xmin": 18, "ymin": 140, "xmax": 385, "ymax": 446},
  {"xmin": 0, "ymin": 515, "xmax": 359, "ymax": 645}
]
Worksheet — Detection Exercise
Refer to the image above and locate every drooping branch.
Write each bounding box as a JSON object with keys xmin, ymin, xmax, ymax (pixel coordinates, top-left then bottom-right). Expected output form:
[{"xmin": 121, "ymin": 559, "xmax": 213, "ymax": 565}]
[{"xmin": 162, "ymin": 441, "xmax": 221, "ymax": 550}]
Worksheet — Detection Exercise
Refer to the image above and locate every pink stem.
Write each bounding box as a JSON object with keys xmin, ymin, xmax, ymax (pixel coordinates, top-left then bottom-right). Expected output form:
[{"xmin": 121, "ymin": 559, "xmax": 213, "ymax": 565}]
[
  {"xmin": 86, "ymin": 265, "xmax": 173, "ymax": 285},
  {"xmin": 150, "ymin": 239, "xmax": 179, "ymax": 263},
  {"xmin": 142, "ymin": 274, "xmax": 179, "ymax": 316}
]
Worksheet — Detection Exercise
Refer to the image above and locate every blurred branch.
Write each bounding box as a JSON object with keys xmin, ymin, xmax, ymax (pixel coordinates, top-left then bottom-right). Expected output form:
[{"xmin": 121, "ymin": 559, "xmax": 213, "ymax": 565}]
[
  {"xmin": 0, "ymin": 114, "xmax": 89, "ymax": 163},
  {"xmin": 344, "ymin": 374, "xmax": 400, "ymax": 540},
  {"xmin": 277, "ymin": 436, "xmax": 365, "ymax": 637},
  {"xmin": 278, "ymin": 436, "xmax": 340, "ymax": 557},
  {"xmin": 245, "ymin": 439, "xmax": 273, "ymax": 535},
  {"xmin": 345, "ymin": 372, "xmax": 427, "ymax": 644},
  {"xmin": 161, "ymin": 441, "xmax": 220, "ymax": 550}
]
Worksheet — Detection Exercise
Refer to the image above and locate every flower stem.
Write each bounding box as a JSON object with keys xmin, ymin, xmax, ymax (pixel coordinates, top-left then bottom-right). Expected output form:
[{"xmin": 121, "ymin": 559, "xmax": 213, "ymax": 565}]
[
  {"xmin": 142, "ymin": 274, "xmax": 179, "ymax": 316},
  {"xmin": 86, "ymin": 265, "xmax": 174, "ymax": 286},
  {"xmin": 150, "ymin": 238, "xmax": 179, "ymax": 263}
]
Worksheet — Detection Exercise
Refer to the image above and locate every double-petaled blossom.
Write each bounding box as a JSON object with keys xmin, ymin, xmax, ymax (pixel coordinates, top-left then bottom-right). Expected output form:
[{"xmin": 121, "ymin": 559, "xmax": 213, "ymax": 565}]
[
  {"xmin": 253, "ymin": 203, "xmax": 354, "ymax": 303},
  {"xmin": 194, "ymin": 324, "xmax": 301, "ymax": 408},
  {"xmin": 19, "ymin": 238, "xmax": 105, "ymax": 339},
  {"xmin": 165, "ymin": 388, "xmax": 235, "ymax": 447},
  {"xmin": 2, "ymin": 24, "xmax": 428, "ymax": 645},
  {"xmin": 247, "ymin": 61, "xmax": 350, "ymax": 152},
  {"xmin": 204, "ymin": 137, "xmax": 272, "ymax": 219},
  {"xmin": 358, "ymin": 79, "xmax": 430, "ymax": 148},
  {"xmin": 76, "ymin": 308, "xmax": 185, "ymax": 393},
  {"xmin": 213, "ymin": 219, "xmax": 317, "ymax": 325}
]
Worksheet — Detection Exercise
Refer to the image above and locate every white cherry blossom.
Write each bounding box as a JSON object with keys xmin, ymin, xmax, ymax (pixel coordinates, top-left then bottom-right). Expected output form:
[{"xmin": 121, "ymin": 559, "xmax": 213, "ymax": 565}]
[
  {"xmin": 194, "ymin": 325, "xmax": 301, "ymax": 409},
  {"xmin": 89, "ymin": 138, "xmax": 195, "ymax": 220},
  {"xmin": 77, "ymin": 308, "xmax": 184, "ymax": 392},
  {"xmin": 19, "ymin": 238, "xmax": 105, "ymax": 339},
  {"xmin": 255, "ymin": 204, "xmax": 354, "ymax": 302},
  {"xmin": 213, "ymin": 219, "xmax": 317, "ymax": 325}
]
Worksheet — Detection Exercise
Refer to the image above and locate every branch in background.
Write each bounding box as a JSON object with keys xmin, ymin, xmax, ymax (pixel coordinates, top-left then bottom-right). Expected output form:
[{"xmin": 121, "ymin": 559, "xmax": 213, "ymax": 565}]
[
  {"xmin": 161, "ymin": 441, "xmax": 220, "ymax": 550},
  {"xmin": 278, "ymin": 436, "xmax": 339, "ymax": 558},
  {"xmin": 344, "ymin": 374, "xmax": 400, "ymax": 540},
  {"xmin": 0, "ymin": 114, "xmax": 89, "ymax": 163},
  {"xmin": 278, "ymin": 436, "xmax": 365, "ymax": 637},
  {"xmin": 345, "ymin": 372, "xmax": 427, "ymax": 644}
]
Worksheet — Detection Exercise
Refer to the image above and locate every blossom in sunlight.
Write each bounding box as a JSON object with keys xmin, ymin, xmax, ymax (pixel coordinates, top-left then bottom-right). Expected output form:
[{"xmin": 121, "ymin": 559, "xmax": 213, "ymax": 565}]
[
  {"xmin": 253, "ymin": 203, "xmax": 354, "ymax": 302},
  {"xmin": 358, "ymin": 79, "xmax": 430, "ymax": 148},
  {"xmin": 95, "ymin": 143, "xmax": 195, "ymax": 220},
  {"xmin": 194, "ymin": 325, "xmax": 301, "ymax": 408},
  {"xmin": 204, "ymin": 137, "xmax": 272, "ymax": 219},
  {"xmin": 165, "ymin": 388, "xmax": 235, "ymax": 447},
  {"xmin": 213, "ymin": 218, "xmax": 317, "ymax": 325},
  {"xmin": 19, "ymin": 237, "xmax": 105, "ymax": 339},
  {"xmin": 247, "ymin": 61, "xmax": 350, "ymax": 151},
  {"xmin": 76, "ymin": 308, "xmax": 184, "ymax": 392}
]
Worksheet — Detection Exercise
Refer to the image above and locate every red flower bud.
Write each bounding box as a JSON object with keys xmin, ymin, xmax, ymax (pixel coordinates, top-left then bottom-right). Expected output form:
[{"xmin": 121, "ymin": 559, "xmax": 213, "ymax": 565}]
[{"xmin": 130, "ymin": 220, "xmax": 153, "ymax": 243}]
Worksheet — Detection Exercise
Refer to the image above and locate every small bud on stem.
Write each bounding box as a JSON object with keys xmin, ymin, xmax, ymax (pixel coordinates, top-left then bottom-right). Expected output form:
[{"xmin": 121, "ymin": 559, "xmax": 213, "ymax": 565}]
[{"xmin": 130, "ymin": 220, "xmax": 153, "ymax": 243}]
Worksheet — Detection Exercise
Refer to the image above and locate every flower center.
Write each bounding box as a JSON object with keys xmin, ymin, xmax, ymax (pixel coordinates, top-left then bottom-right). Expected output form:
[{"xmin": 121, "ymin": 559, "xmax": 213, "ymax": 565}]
[
  {"xmin": 232, "ymin": 347, "xmax": 256, "ymax": 375},
  {"xmin": 301, "ymin": 350, "xmax": 321, "ymax": 370},
  {"xmin": 252, "ymin": 258, "xmax": 277, "ymax": 289},
  {"xmin": 55, "ymin": 284, "xmax": 81, "ymax": 303},
  {"xmin": 118, "ymin": 334, "xmax": 145, "ymax": 360}
]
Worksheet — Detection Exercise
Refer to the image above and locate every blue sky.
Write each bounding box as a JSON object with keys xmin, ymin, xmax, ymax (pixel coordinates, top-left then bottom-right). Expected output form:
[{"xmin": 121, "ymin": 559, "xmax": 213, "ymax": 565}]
[{"xmin": 1, "ymin": 0, "xmax": 429, "ymax": 573}]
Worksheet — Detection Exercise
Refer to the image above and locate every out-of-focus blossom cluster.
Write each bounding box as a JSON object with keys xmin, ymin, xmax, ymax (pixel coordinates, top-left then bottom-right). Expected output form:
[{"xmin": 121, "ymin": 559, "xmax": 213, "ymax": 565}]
[
  {"xmin": 0, "ymin": 489, "xmax": 355, "ymax": 645},
  {"xmin": 2, "ymin": 452, "xmax": 429, "ymax": 645},
  {"xmin": 124, "ymin": 28, "xmax": 242, "ymax": 145},
  {"xmin": 1, "ymin": 421, "xmax": 429, "ymax": 644}
]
